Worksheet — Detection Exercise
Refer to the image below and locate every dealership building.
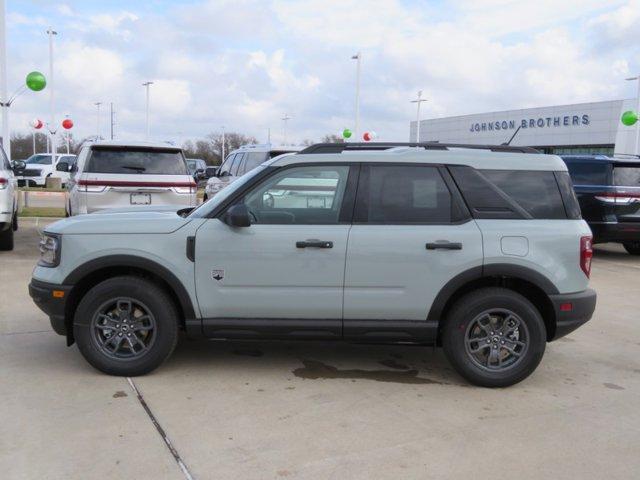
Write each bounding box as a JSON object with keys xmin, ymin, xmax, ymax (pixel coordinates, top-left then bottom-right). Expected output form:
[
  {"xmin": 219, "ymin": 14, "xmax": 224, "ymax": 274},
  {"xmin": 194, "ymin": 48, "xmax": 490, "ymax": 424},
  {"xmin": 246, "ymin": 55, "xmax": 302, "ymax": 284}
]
[{"xmin": 410, "ymin": 99, "xmax": 639, "ymax": 156}]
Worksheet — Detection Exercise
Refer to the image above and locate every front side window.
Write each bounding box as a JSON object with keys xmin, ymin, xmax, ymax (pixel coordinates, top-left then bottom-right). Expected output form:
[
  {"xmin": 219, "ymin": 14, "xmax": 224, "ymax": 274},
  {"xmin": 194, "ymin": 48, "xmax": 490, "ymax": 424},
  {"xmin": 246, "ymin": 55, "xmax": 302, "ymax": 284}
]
[
  {"xmin": 613, "ymin": 166, "xmax": 640, "ymax": 186},
  {"xmin": 242, "ymin": 165, "xmax": 350, "ymax": 224},
  {"xmin": 86, "ymin": 147, "xmax": 188, "ymax": 175},
  {"xmin": 356, "ymin": 165, "xmax": 457, "ymax": 223},
  {"xmin": 244, "ymin": 152, "xmax": 268, "ymax": 173},
  {"xmin": 218, "ymin": 154, "xmax": 236, "ymax": 175}
]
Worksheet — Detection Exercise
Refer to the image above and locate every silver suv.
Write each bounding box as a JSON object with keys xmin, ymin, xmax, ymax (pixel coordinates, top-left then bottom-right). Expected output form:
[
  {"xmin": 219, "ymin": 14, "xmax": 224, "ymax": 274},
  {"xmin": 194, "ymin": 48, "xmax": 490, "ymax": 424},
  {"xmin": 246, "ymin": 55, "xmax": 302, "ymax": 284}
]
[
  {"xmin": 65, "ymin": 141, "xmax": 196, "ymax": 216},
  {"xmin": 0, "ymin": 145, "xmax": 17, "ymax": 250},
  {"xmin": 29, "ymin": 143, "xmax": 596, "ymax": 387},
  {"xmin": 204, "ymin": 143, "xmax": 300, "ymax": 200}
]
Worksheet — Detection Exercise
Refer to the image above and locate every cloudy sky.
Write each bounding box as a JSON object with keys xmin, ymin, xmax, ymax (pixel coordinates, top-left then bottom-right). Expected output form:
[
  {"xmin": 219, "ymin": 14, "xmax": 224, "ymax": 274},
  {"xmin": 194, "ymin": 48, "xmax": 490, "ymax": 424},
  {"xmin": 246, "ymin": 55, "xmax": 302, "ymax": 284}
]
[{"xmin": 6, "ymin": 0, "xmax": 640, "ymax": 145}]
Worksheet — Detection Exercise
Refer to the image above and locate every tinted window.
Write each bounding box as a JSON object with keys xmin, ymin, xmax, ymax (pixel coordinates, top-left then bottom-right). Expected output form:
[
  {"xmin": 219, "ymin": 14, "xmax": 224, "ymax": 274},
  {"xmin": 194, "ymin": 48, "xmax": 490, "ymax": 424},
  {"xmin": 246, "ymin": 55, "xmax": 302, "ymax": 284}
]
[
  {"xmin": 86, "ymin": 148, "xmax": 188, "ymax": 175},
  {"xmin": 357, "ymin": 165, "xmax": 455, "ymax": 223},
  {"xmin": 554, "ymin": 172, "xmax": 581, "ymax": 220},
  {"xmin": 1, "ymin": 147, "xmax": 10, "ymax": 170},
  {"xmin": 613, "ymin": 166, "xmax": 640, "ymax": 186},
  {"xmin": 565, "ymin": 162, "xmax": 609, "ymax": 185},
  {"xmin": 244, "ymin": 165, "xmax": 350, "ymax": 224},
  {"xmin": 244, "ymin": 152, "xmax": 268, "ymax": 172},
  {"xmin": 25, "ymin": 154, "xmax": 52, "ymax": 165},
  {"xmin": 481, "ymin": 170, "xmax": 566, "ymax": 219},
  {"xmin": 230, "ymin": 153, "xmax": 245, "ymax": 176},
  {"xmin": 219, "ymin": 154, "xmax": 236, "ymax": 175}
]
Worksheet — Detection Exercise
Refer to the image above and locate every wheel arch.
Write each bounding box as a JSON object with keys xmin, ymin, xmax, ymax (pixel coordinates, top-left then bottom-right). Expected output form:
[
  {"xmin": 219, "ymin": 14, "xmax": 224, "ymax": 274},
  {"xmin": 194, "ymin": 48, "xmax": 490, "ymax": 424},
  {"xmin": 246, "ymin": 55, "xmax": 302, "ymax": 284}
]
[
  {"xmin": 62, "ymin": 255, "xmax": 197, "ymax": 344},
  {"xmin": 428, "ymin": 264, "xmax": 559, "ymax": 343}
]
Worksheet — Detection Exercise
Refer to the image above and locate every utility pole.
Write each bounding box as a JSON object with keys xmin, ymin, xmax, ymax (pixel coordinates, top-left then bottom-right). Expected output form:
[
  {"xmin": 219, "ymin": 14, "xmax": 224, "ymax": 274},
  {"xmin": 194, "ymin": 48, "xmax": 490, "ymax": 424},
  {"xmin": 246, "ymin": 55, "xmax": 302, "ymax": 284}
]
[
  {"xmin": 142, "ymin": 81, "xmax": 153, "ymax": 140},
  {"xmin": 47, "ymin": 26, "xmax": 57, "ymax": 163},
  {"xmin": 94, "ymin": 102, "xmax": 102, "ymax": 139},
  {"xmin": 282, "ymin": 114, "xmax": 291, "ymax": 145},
  {"xmin": 267, "ymin": 127, "xmax": 271, "ymax": 144},
  {"xmin": 110, "ymin": 102, "xmax": 115, "ymax": 139},
  {"xmin": 0, "ymin": 0, "xmax": 9, "ymax": 159},
  {"xmin": 351, "ymin": 52, "xmax": 362, "ymax": 140},
  {"xmin": 410, "ymin": 90, "xmax": 428, "ymax": 142},
  {"xmin": 626, "ymin": 76, "xmax": 640, "ymax": 155},
  {"xmin": 221, "ymin": 126, "xmax": 226, "ymax": 160}
]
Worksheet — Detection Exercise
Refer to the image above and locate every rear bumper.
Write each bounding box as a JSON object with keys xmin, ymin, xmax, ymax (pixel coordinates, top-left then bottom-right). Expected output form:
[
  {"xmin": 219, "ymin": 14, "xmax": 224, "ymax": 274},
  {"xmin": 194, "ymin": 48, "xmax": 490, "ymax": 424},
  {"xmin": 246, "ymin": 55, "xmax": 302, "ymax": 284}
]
[
  {"xmin": 28, "ymin": 279, "xmax": 72, "ymax": 337},
  {"xmin": 589, "ymin": 222, "xmax": 640, "ymax": 243},
  {"xmin": 548, "ymin": 288, "xmax": 597, "ymax": 340}
]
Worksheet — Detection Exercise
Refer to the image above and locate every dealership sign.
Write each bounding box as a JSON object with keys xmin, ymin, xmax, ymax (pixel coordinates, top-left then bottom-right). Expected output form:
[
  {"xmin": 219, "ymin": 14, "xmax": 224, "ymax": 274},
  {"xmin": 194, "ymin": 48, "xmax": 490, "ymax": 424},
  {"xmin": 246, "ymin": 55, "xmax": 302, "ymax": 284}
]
[{"xmin": 469, "ymin": 114, "xmax": 590, "ymax": 132}]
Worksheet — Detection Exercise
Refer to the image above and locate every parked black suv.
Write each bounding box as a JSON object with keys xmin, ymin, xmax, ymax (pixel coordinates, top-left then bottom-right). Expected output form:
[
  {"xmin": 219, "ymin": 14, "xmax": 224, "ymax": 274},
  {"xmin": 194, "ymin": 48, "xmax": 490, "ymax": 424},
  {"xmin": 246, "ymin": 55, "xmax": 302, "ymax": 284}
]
[{"xmin": 561, "ymin": 155, "xmax": 640, "ymax": 255}]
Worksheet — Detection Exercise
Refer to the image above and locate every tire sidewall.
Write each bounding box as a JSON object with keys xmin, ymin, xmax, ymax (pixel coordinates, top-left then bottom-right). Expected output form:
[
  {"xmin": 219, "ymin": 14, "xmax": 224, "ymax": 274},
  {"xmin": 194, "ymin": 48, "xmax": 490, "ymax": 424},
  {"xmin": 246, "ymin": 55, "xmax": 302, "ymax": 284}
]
[
  {"xmin": 74, "ymin": 277, "xmax": 178, "ymax": 376},
  {"xmin": 443, "ymin": 288, "xmax": 546, "ymax": 387}
]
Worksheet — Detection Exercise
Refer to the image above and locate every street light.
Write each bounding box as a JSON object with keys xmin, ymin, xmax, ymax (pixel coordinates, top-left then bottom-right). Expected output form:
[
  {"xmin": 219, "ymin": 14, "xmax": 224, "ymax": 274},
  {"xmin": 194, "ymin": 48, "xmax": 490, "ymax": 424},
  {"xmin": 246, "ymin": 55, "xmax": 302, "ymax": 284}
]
[
  {"xmin": 626, "ymin": 76, "xmax": 640, "ymax": 155},
  {"xmin": 281, "ymin": 114, "xmax": 291, "ymax": 145},
  {"xmin": 351, "ymin": 52, "xmax": 362, "ymax": 140},
  {"xmin": 94, "ymin": 102, "xmax": 102, "ymax": 139},
  {"xmin": 221, "ymin": 125, "xmax": 225, "ymax": 160},
  {"xmin": 142, "ymin": 81, "xmax": 153, "ymax": 140},
  {"xmin": 47, "ymin": 26, "xmax": 57, "ymax": 162},
  {"xmin": 410, "ymin": 90, "xmax": 428, "ymax": 142}
]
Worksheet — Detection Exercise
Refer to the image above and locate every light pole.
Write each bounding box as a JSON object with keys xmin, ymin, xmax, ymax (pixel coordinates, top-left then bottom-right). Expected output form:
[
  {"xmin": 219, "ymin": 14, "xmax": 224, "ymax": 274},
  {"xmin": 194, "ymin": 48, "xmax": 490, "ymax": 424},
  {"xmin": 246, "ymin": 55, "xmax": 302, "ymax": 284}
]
[
  {"xmin": 94, "ymin": 102, "xmax": 102, "ymax": 139},
  {"xmin": 626, "ymin": 76, "xmax": 640, "ymax": 155},
  {"xmin": 351, "ymin": 52, "xmax": 361, "ymax": 140},
  {"xmin": 142, "ymin": 81, "xmax": 153, "ymax": 140},
  {"xmin": 410, "ymin": 90, "xmax": 428, "ymax": 142},
  {"xmin": 221, "ymin": 126, "xmax": 226, "ymax": 160},
  {"xmin": 0, "ymin": 0, "xmax": 8, "ymax": 159},
  {"xmin": 47, "ymin": 26, "xmax": 57, "ymax": 163},
  {"xmin": 282, "ymin": 114, "xmax": 291, "ymax": 145}
]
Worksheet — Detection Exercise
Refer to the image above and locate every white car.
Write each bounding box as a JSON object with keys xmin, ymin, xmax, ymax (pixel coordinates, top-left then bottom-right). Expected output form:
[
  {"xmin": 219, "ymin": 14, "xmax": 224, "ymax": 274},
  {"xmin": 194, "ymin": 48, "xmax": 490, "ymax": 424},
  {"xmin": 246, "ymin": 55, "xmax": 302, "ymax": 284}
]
[
  {"xmin": 66, "ymin": 140, "xmax": 197, "ymax": 216},
  {"xmin": 14, "ymin": 153, "xmax": 77, "ymax": 187},
  {"xmin": 0, "ymin": 145, "xmax": 18, "ymax": 250},
  {"xmin": 204, "ymin": 144, "xmax": 301, "ymax": 201}
]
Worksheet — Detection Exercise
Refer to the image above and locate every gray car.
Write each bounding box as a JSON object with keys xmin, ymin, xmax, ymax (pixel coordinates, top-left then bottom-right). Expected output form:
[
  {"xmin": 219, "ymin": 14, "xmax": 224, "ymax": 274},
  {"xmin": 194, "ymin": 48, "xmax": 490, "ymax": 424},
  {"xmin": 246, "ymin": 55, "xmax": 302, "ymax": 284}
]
[{"xmin": 29, "ymin": 143, "xmax": 596, "ymax": 387}]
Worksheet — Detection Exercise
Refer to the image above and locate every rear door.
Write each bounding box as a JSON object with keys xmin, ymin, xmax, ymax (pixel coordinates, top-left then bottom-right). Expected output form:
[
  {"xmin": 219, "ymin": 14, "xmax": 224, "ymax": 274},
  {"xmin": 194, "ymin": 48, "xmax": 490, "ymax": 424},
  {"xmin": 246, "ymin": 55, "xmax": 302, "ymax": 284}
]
[
  {"xmin": 80, "ymin": 146, "xmax": 195, "ymax": 212},
  {"xmin": 343, "ymin": 163, "xmax": 483, "ymax": 342}
]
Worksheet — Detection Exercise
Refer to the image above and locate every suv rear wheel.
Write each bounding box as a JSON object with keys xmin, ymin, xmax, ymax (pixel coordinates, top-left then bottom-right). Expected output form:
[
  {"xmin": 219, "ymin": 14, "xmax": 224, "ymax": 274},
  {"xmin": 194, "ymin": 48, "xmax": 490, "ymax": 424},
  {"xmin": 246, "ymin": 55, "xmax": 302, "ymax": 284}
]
[
  {"xmin": 442, "ymin": 287, "xmax": 546, "ymax": 387},
  {"xmin": 0, "ymin": 216, "xmax": 15, "ymax": 251},
  {"xmin": 74, "ymin": 276, "xmax": 179, "ymax": 376},
  {"xmin": 623, "ymin": 241, "xmax": 640, "ymax": 255}
]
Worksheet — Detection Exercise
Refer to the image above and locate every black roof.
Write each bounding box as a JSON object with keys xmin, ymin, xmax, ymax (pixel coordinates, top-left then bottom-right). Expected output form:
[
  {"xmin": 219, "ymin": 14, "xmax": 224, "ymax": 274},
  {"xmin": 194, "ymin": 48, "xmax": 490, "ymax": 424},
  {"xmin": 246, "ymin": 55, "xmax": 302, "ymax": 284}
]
[
  {"xmin": 560, "ymin": 154, "xmax": 640, "ymax": 165},
  {"xmin": 299, "ymin": 142, "xmax": 540, "ymax": 155}
]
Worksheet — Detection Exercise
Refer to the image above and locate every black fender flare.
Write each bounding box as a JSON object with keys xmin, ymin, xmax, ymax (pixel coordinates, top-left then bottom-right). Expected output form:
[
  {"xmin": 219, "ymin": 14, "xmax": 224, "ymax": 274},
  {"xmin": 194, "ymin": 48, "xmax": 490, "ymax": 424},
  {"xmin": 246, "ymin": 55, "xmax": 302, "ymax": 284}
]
[
  {"xmin": 427, "ymin": 263, "xmax": 559, "ymax": 323},
  {"xmin": 63, "ymin": 254, "xmax": 197, "ymax": 320}
]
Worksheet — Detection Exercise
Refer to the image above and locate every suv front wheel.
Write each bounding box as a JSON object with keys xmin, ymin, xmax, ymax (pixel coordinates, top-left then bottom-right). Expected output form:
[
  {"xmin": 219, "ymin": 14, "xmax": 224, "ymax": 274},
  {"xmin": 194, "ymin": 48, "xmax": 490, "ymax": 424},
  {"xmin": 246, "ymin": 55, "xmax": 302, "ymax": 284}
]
[
  {"xmin": 74, "ymin": 276, "xmax": 179, "ymax": 376},
  {"xmin": 442, "ymin": 287, "xmax": 546, "ymax": 387}
]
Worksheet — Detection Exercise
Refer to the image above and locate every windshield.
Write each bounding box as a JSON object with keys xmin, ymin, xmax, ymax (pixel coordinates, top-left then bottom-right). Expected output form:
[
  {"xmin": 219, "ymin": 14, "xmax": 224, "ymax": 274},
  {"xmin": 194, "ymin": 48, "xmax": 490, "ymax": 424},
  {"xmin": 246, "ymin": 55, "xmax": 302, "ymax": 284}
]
[
  {"xmin": 86, "ymin": 147, "xmax": 188, "ymax": 175},
  {"xmin": 189, "ymin": 165, "xmax": 268, "ymax": 218},
  {"xmin": 613, "ymin": 166, "xmax": 640, "ymax": 187},
  {"xmin": 25, "ymin": 154, "xmax": 52, "ymax": 165}
]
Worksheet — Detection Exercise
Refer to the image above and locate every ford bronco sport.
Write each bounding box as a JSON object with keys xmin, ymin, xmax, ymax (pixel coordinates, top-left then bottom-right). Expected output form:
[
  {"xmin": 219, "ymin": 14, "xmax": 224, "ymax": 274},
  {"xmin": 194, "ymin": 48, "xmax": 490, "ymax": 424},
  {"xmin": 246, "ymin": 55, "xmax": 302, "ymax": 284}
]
[{"xmin": 29, "ymin": 143, "xmax": 596, "ymax": 387}]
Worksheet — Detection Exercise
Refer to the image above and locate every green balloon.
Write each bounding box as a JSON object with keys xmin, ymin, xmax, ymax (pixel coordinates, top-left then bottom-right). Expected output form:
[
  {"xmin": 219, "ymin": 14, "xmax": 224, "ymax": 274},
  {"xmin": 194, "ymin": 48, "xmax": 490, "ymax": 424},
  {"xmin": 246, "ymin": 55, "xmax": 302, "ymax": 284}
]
[
  {"xmin": 26, "ymin": 71, "xmax": 46, "ymax": 91},
  {"xmin": 342, "ymin": 128, "xmax": 352, "ymax": 139},
  {"xmin": 621, "ymin": 110, "xmax": 638, "ymax": 126}
]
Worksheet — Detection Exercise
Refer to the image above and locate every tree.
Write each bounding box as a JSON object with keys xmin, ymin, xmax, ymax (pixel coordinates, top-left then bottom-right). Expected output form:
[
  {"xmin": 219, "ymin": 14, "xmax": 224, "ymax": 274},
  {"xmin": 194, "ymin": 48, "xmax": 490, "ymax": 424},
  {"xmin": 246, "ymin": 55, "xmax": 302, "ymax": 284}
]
[
  {"xmin": 183, "ymin": 131, "xmax": 258, "ymax": 166},
  {"xmin": 321, "ymin": 134, "xmax": 344, "ymax": 143},
  {"xmin": 10, "ymin": 132, "xmax": 48, "ymax": 160}
]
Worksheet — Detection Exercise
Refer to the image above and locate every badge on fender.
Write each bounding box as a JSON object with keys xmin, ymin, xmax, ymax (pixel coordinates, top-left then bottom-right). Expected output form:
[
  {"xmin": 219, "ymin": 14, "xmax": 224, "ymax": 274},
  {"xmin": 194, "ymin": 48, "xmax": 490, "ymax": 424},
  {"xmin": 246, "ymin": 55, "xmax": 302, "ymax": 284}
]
[{"xmin": 211, "ymin": 269, "xmax": 224, "ymax": 281}]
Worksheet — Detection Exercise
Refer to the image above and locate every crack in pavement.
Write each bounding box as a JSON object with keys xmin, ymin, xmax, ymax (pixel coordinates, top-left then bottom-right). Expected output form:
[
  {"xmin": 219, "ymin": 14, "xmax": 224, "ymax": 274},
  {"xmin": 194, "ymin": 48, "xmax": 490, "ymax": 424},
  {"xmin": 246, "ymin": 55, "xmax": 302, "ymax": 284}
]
[{"xmin": 126, "ymin": 377, "xmax": 195, "ymax": 480}]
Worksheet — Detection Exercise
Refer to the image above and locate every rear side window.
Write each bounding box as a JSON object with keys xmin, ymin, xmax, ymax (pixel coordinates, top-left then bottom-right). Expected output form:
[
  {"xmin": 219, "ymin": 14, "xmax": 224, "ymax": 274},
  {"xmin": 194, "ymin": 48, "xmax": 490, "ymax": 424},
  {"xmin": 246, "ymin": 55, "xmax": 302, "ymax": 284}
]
[
  {"xmin": 480, "ymin": 170, "xmax": 566, "ymax": 219},
  {"xmin": 86, "ymin": 148, "xmax": 188, "ymax": 175},
  {"xmin": 613, "ymin": 166, "xmax": 640, "ymax": 186},
  {"xmin": 355, "ymin": 165, "xmax": 462, "ymax": 224},
  {"xmin": 554, "ymin": 172, "xmax": 581, "ymax": 220},
  {"xmin": 244, "ymin": 152, "xmax": 268, "ymax": 172},
  {"xmin": 565, "ymin": 162, "xmax": 609, "ymax": 185},
  {"xmin": 230, "ymin": 153, "xmax": 245, "ymax": 176}
]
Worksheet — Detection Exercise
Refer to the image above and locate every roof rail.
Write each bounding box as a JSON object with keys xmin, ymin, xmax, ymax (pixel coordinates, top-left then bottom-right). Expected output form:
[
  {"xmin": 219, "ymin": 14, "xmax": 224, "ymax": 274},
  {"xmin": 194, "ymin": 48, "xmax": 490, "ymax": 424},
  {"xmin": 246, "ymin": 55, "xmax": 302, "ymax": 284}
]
[{"xmin": 299, "ymin": 142, "xmax": 540, "ymax": 155}]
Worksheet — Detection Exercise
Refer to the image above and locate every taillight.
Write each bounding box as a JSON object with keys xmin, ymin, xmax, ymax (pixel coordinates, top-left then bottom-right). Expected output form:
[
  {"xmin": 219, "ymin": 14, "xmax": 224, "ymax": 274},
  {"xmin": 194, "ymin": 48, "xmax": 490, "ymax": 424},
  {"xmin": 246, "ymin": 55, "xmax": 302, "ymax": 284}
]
[
  {"xmin": 594, "ymin": 192, "xmax": 640, "ymax": 205},
  {"xmin": 580, "ymin": 236, "xmax": 593, "ymax": 278},
  {"xmin": 0, "ymin": 177, "xmax": 7, "ymax": 190}
]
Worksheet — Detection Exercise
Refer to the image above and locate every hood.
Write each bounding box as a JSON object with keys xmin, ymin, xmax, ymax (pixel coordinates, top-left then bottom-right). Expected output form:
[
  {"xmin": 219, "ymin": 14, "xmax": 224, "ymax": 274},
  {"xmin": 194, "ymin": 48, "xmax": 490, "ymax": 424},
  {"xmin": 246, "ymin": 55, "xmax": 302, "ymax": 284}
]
[{"xmin": 45, "ymin": 209, "xmax": 192, "ymax": 235}]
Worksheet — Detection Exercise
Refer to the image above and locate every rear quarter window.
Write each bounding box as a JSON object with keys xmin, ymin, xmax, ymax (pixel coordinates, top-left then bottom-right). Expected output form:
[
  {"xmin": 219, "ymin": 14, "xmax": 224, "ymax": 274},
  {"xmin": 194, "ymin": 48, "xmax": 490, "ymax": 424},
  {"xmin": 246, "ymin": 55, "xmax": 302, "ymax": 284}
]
[
  {"xmin": 480, "ymin": 170, "xmax": 567, "ymax": 219},
  {"xmin": 613, "ymin": 166, "xmax": 640, "ymax": 186},
  {"xmin": 565, "ymin": 162, "xmax": 609, "ymax": 185},
  {"xmin": 86, "ymin": 148, "xmax": 188, "ymax": 175}
]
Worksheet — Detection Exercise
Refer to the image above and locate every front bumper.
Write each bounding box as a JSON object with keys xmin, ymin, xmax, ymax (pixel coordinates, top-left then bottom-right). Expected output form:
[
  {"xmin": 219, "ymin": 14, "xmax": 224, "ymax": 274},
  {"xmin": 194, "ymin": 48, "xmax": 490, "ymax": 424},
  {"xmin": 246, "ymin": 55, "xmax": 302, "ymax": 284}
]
[
  {"xmin": 549, "ymin": 288, "xmax": 597, "ymax": 340},
  {"xmin": 29, "ymin": 279, "xmax": 73, "ymax": 338}
]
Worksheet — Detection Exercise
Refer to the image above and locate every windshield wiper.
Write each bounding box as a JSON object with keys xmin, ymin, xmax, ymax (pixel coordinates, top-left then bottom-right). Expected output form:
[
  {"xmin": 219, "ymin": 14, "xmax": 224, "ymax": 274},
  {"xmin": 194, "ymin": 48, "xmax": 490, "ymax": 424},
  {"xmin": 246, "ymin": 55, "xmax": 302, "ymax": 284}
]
[{"xmin": 121, "ymin": 165, "xmax": 146, "ymax": 172}]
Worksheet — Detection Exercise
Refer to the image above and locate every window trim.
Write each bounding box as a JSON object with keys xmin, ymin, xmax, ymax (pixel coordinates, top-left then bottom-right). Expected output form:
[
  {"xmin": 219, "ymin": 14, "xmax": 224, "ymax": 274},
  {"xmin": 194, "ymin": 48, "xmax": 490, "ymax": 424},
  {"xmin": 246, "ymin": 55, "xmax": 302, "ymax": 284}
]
[
  {"xmin": 230, "ymin": 153, "xmax": 245, "ymax": 176},
  {"xmin": 214, "ymin": 162, "xmax": 359, "ymax": 225},
  {"xmin": 353, "ymin": 162, "xmax": 471, "ymax": 226}
]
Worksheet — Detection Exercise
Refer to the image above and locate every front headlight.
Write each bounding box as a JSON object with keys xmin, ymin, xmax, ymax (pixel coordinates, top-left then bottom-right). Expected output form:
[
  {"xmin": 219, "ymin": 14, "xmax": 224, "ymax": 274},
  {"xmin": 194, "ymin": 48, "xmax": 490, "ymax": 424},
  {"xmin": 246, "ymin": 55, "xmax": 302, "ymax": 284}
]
[{"xmin": 38, "ymin": 233, "xmax": 61, "ymax": 267}]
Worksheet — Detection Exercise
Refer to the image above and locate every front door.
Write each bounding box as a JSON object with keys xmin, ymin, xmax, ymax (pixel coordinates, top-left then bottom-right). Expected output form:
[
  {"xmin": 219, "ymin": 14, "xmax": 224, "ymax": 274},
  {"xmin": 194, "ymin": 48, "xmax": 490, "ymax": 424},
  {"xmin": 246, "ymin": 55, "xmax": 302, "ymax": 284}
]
[{"xmin": 194, "ymin": 163, "xmax": 355, "ymax": 339}]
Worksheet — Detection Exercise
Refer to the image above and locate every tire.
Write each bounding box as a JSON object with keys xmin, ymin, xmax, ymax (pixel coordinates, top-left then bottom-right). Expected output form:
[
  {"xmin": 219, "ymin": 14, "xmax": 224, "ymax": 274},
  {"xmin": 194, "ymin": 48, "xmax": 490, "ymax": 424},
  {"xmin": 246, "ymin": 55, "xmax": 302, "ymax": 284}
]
[
  {"xmin": 0, "ymin": 220, "xmax": 14, "ymax": 251},
  {"xmin": 623, "ymin": 241, "xmax": 640, "ymax": 255},
  {"xmin": 203, "ymin": 194, "xmax": 208, "ymax": 202},
  {"xmin": 442, "ymin": 287, "xmax": 546, "ymax": 388},
  {"xmin": 12, "ymin": 210, "xmax": 18, "ymax": 231},
  {"xmin": 74, "ymin": 276, "xmax": 179, "ymax": 376}
]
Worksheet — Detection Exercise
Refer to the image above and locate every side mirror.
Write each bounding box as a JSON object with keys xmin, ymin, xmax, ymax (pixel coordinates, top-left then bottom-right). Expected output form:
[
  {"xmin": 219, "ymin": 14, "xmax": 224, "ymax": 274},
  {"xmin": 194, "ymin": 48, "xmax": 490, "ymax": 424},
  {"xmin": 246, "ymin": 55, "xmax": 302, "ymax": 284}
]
[
  {"xmin": 205, "ymin": 167, "xmax": 217, "ymax": 178},
  {"xmin": 219, "ymin": 170, "xmax": 230, "ymax": 178},
  {"xmin": 13, "ymin": 160, "xmax": 25, "ymax": 170},
  {"xmin": 225, "ymin": 204, "xmax": 251, "ymax": 227},
  {"xmin": 56, "ymin": 161, "xmax": 69, "ymax": 172}
]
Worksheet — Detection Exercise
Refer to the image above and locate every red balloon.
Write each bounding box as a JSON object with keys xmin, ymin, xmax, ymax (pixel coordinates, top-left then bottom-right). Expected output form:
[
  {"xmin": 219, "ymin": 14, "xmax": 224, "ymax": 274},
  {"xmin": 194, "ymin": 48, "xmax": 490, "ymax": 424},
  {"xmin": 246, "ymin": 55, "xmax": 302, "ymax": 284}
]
[
  {"xmin": 363, "ymin": 132, "xmax": 372, "ymax": 141},
  {"xmin": 62, "ymin": 118, "xmax": 74, "ymax": 129},
  {"xmin": 30, "ymin": 118, "xmax": 43, "ymax": 129}
]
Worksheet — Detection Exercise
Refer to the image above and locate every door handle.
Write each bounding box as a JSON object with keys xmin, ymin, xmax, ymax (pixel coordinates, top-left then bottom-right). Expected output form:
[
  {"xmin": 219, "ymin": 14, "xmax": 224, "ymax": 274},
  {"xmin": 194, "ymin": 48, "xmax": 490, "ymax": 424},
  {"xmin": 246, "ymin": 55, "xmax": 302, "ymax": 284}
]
[
  {"xmin": 426, "ymin": 241, "xmax": 463, "ymax": 250},
  {"xmin": 296, "ymin": 239, "xmax": 333, "ymax": 249}
]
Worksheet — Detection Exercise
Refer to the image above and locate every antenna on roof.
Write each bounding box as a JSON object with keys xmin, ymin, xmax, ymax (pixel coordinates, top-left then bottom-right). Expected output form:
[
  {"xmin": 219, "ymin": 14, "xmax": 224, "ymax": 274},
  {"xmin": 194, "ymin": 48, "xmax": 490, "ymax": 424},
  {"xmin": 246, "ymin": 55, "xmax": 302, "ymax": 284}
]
[{"xmin": 503, "ymin": 125, "xmax": 522, "ymax": 146}]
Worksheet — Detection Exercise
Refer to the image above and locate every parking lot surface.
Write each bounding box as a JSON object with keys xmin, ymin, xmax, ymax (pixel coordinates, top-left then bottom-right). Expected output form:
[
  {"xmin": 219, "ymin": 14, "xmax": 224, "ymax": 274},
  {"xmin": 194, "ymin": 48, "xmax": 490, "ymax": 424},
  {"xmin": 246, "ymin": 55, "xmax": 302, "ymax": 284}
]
[{"xmin": 1, "ymin": 219, "xmax": 639, "ymax": 479}]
